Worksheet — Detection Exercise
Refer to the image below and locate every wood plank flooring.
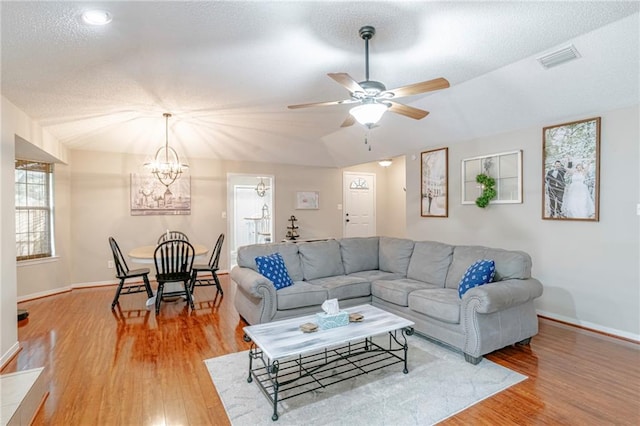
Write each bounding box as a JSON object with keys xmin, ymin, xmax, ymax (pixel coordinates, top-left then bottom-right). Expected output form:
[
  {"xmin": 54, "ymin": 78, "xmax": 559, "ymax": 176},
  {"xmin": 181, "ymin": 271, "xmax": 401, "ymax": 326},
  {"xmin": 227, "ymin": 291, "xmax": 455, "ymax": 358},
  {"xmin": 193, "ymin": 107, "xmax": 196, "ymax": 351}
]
[{"xmin": 3, "ymin": 274, "xmax": 639, "ymax": 425}]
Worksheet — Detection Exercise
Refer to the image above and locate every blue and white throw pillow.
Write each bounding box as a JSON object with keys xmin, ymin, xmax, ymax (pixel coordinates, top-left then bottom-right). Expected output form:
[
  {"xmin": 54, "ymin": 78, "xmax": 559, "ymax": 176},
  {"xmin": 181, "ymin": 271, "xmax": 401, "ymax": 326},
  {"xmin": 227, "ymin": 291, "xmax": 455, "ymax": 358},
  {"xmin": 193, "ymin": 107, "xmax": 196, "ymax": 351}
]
[
  {"xmin": 458, "ymin": 259, "xmax": 496, "ymax": 298},
  {"xmin": 255, "ymin": 252, "xmax": 293, "ymax": 290}
]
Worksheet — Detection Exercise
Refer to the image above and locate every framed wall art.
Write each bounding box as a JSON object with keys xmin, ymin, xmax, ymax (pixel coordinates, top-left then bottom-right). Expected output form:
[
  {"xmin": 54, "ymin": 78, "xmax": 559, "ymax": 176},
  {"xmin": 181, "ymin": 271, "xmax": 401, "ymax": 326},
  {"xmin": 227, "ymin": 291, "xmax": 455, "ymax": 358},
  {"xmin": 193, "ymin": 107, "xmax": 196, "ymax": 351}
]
[
  {"xmin": 130, "ymin": 173, "xmax": 191, "ymax": 215},
  {"xmin": 542, "ymin": 117, "xmax": 600, "ymax": 221},
  {"xmin": 421, "ymin": 147, "xmax": 448, "ymax": 217},
  {"xmin": 461, "ymin": 150, "xmax": 523, "ymax": 205},
  {"xmin": 295, "ymin": 191, "xmax": 319, "ymax": 210}
]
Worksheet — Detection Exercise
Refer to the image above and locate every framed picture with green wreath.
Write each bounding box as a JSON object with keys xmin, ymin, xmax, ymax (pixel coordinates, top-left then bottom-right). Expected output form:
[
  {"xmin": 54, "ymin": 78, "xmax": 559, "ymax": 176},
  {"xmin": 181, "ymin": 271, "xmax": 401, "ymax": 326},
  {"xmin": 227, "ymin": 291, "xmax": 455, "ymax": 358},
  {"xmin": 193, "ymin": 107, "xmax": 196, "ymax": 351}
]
[
  {"xmin": 421, "ymin": 147, "xmax": 448, "ymax": 217},
  {"xmin": 461, "ymin": 150, "xmax": 523, "ymax": 206}
]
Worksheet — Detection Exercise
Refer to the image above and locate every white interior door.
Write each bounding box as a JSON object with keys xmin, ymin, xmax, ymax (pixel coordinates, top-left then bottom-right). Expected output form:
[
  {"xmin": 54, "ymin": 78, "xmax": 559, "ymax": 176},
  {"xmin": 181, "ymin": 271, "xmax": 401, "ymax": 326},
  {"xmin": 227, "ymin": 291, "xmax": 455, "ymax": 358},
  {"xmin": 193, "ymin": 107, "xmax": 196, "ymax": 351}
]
[
  {"xmin": 343, "ymin": 172, "xmax": 376, "ymax": 237},
  {"xmin": 227, "ymin": 174, "xmax": 274, "ymax": 268}
]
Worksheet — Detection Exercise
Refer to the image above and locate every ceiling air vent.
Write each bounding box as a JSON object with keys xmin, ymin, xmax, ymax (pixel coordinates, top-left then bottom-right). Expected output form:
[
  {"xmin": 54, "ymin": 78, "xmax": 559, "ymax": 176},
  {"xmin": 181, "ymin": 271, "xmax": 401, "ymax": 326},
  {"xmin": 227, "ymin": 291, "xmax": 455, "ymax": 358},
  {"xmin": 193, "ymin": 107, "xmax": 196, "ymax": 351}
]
[{"xmin": 537, "ymin": 44, "xmax": 581, "ymax": 69}]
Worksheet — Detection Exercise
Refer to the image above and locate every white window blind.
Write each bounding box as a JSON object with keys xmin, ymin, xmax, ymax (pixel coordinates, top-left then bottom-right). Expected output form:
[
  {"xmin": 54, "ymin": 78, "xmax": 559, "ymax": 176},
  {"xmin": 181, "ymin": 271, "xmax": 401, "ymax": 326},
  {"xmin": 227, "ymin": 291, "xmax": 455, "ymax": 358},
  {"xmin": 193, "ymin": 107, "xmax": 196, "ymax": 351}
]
[{"xmin": 15, "ymin": 160, "xmax": 53, "ymax": 260}]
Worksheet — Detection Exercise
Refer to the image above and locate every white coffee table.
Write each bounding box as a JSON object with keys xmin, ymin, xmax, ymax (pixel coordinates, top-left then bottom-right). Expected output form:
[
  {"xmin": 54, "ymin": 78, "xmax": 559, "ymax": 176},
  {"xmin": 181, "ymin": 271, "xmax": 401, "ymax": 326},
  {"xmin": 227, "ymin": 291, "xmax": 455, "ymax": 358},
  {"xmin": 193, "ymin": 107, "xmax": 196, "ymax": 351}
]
[{"xmin": 243, "ymin": 304, "xmax": 415, "ymax": 421}]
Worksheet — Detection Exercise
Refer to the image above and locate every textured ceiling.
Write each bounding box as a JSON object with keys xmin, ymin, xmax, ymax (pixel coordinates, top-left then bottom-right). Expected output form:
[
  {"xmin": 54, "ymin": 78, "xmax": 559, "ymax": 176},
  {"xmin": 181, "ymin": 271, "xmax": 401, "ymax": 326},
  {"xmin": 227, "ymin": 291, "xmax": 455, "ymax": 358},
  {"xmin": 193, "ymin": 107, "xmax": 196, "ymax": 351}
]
[{"xmin": 2, "ymin": 1, "xmax": 639, "ymax": 167}]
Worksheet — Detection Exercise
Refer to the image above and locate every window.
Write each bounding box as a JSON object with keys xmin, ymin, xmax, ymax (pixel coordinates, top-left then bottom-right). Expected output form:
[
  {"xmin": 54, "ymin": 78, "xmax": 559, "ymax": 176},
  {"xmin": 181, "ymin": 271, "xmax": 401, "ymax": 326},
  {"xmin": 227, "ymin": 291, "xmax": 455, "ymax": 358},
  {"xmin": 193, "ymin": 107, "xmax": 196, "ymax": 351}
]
[
  {"xmin": 15, "ymin": 160, "xmax": 54, "ymax": 260},
  {"xmin": 461, "ymin": 150, "xmax": 523, "ymax": 205}
]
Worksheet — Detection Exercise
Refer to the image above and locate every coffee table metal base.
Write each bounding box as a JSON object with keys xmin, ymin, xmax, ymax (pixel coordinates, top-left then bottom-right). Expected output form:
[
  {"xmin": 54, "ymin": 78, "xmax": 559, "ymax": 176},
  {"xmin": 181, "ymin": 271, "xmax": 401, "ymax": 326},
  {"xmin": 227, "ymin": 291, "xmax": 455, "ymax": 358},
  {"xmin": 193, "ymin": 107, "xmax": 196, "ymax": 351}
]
[{"xmin": 247, "ymin": 329, "xmax": 410, "ymax": 421}]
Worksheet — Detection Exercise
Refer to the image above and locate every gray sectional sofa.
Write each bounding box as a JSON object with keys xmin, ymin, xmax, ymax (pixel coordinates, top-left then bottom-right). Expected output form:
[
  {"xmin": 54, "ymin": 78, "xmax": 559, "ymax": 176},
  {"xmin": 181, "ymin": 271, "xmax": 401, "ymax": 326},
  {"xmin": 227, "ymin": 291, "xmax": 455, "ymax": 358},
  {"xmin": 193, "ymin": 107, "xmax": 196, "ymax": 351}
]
[{"xmin": 231, "ymin": 236, "xmax": 543, "ymax": 364}]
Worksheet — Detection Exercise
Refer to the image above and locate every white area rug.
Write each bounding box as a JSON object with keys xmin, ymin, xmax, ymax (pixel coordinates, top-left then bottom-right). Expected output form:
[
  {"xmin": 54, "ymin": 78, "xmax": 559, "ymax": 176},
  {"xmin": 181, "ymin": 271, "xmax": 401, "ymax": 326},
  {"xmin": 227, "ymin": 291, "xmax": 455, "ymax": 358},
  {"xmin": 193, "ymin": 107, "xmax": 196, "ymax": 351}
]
[{"xmin": 205, "ymin": 335, "xmax": 526, "ymax": 425}]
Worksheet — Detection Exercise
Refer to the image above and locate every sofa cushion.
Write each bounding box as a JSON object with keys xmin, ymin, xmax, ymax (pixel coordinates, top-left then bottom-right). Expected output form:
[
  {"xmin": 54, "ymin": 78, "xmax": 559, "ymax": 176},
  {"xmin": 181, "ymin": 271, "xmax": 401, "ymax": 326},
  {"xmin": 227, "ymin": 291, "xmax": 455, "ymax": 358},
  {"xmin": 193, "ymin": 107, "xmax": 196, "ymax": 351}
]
[
  {"xmin": 445, "ymin": 245, "xmax": 532, "ymax": 289},
  {"xmin": 409, "ymin": 288, "xmax": 461, "ymax": 324},
  {"xmin": 458, "ymin": 259, "xmax": 496, "ymax": 298},
  {"xmin": 339, "ymin": 237, "xmax": 379, "ymax": 274},
  {"xmin": 237, "ymin": 242, "xmax": 303, "ymax": 281},
  {"xmin": 379, "ymin": 237, "xmax": 415, "ymax": 275},
  {"xmin": 406, "ymin": 241, "xmax": 453, "ymax": 287},
  {"xmin": 371, "ymin": 278, "xmax": 439, "ymax": 307},
  {"xmin": 276, "ymin": 281, "xmax": 328, "ymax": 310},
  {"xmin": 348, "ymin": 270, "xmax": 404, "ymax": 282},
  {"xmin": 306, "ymin": 275, "xmax": 370, "ymax": 300},
  {"xmin": 298, "ymin": 240, "xmax": 345, "ymax": 280},
  {"xmin": 255, "ymin": 253, "xmax": 293, "ymax": 290}
]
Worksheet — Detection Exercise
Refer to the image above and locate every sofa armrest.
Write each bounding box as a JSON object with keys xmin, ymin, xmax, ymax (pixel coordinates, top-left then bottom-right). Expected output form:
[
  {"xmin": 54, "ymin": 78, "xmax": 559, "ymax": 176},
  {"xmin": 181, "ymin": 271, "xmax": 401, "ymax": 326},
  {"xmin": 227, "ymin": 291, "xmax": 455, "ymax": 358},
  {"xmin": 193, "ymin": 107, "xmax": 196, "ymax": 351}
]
[
  {"xmin": 462, "ymin": 278, "xmax": 543, "ymax": 314},
  {"xmin": 230, "ymin": 266, "xmax": 275, "ymax": 299},
  {"xmin": 230, "ymin": 266, "xmax": 278, "ymax": 324}
]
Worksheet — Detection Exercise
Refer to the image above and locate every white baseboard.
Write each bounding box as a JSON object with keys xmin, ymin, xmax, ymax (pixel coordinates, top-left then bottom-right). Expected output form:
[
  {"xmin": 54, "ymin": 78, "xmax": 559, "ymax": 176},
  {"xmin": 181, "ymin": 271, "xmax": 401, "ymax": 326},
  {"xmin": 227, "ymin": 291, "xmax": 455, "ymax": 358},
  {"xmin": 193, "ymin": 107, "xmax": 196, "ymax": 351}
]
[
  {"xmin": 17, "ymin": 280, "xmax": 117, "ymax": 302},
  {"xmin": 537, "ymin": 309, "xmax": 640, "ymax": 342},
  {"xmin": 0, "ymin": 341, "xmax": 21, "ymax": 370}
]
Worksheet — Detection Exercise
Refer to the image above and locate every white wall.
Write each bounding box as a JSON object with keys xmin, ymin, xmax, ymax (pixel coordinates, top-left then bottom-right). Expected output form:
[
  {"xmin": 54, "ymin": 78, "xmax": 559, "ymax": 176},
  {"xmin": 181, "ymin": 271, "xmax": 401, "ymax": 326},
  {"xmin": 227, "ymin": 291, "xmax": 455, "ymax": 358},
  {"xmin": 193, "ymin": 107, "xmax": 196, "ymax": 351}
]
[
  {"xmin": 406, "ymin": 105, "xmax": 639, "ymax": 339},
  {"xmin": 1, "ymin": 96, "xmax": 69, "ymax": 366},
  {"xmin": 64, "ymin": 153, "xmax": 395, "ymax": 285}
]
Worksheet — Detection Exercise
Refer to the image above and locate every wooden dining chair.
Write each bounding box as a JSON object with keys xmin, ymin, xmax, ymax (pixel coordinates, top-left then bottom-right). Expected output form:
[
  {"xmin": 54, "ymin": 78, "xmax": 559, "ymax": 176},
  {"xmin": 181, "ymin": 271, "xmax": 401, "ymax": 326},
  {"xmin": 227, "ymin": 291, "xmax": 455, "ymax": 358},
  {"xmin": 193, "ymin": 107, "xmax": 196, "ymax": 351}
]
[
  {"xmin": 108, "ymin": 237, "xmax": 154, "ymax": 309},
  {"xmin": 153, "ymin": 239, "xmax": 195, "ymax": 314},
  {"xmin": 157, "ymin": 230, "xmax": 189, "ymax": 245},
  {"xmin": 190, "ymin": 233, "xmax": 225, "ymax": 296}
]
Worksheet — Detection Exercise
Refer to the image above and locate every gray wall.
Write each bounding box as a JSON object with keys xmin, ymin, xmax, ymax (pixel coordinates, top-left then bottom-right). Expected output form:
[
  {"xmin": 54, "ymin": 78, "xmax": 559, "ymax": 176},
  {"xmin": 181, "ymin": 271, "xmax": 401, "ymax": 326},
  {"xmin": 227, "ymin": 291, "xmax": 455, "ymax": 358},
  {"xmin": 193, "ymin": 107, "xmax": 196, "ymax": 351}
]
[{"xmin": 406, "ymin": 105, "xmax": 639, "ymax": 339}]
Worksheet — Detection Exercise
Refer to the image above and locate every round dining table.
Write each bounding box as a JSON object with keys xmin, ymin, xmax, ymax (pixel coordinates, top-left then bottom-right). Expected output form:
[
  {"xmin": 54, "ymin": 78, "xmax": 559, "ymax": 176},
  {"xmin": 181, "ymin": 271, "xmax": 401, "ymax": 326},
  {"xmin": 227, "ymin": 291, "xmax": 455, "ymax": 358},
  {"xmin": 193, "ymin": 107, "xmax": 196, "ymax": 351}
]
[
  {"xmin": 128, "ymin": 243, "xmax": 209, "ymax": 308},
  {"xmin": 128, "ymin": 244, "xmax": 209, "ymax": 263}
]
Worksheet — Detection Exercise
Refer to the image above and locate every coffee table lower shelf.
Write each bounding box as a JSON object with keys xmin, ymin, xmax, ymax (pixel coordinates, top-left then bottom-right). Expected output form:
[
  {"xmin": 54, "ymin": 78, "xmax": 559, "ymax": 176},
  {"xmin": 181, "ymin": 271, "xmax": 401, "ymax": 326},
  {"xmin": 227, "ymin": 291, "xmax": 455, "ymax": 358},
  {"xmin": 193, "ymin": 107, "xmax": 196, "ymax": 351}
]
[{"xmin": 247, "ymin": 331, "xmax": 410, "ymax": 421}]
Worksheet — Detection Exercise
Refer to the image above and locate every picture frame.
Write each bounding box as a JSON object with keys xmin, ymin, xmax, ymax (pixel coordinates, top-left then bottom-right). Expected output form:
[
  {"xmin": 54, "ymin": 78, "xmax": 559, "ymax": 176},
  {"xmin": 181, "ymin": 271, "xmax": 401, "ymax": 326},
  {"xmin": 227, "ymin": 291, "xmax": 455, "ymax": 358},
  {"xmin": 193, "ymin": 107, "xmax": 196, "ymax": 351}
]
[
  {"xmin": 295, "ymin": 191, "xmax": 319, "ymax": 210},
  {"xmin": 421, "ymin": 147, "xmax": 448, "ymax": 217},
  {"xmin": 461, "ymin": 150, "xmax": 523, "ymax": 205},
  {"xmin": 130, "ymin": 173, "xmax": 191, "ymax": 215},
  {"xmin": 542, "ymin": 117, "xmax": 600, "ymax": 221}
]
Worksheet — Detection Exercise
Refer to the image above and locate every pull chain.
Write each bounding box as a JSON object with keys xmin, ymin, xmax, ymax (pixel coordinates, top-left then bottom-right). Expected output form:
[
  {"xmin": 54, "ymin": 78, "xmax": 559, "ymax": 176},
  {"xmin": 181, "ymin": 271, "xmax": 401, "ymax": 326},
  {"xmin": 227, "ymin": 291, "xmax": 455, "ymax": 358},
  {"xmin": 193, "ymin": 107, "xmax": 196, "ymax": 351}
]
[{"xmin": 364, "ymin": 130, "xmax": 372, "ymax": 151}]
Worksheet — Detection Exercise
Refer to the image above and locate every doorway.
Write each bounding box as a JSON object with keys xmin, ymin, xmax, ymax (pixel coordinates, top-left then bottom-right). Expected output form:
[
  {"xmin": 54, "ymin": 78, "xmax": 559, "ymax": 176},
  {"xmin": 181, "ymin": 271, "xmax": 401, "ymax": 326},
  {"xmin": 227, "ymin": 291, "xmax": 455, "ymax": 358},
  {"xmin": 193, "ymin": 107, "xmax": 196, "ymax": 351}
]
[
  {"xmin": 227, "ymin": 174, "xmax": 274, "ymax": 268},
  {"xmin": 342, "ymin": 172, "xmax": 376, "ymax": 237}
]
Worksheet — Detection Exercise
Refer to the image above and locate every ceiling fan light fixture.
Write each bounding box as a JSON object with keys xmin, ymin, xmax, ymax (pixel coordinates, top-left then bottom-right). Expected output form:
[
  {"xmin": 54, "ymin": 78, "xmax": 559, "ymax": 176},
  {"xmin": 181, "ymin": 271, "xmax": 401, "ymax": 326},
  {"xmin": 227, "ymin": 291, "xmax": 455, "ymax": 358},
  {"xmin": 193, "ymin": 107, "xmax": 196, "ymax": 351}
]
[
  {"xmin": 82, "ymin": 9, "xmax": 112, "ymax": 25},
  {"xmin": 349, "ymin": 102, "xmax": 389, "ymax": 127}
]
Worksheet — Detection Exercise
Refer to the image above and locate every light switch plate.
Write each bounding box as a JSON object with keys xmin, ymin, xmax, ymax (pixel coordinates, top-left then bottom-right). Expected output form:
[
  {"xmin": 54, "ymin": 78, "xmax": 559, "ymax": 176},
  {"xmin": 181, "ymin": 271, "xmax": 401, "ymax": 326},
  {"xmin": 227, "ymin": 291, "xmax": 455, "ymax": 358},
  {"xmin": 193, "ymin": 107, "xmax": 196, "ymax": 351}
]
[{"xmin": 637, "ymin": 203, "xmax": 640, "ymax": 216}]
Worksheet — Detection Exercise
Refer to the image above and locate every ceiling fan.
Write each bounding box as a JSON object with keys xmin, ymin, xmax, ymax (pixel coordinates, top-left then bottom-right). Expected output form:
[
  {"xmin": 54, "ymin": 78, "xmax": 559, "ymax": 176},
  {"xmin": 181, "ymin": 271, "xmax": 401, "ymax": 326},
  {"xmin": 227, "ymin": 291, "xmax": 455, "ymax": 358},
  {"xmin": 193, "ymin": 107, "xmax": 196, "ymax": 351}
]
[{"xmin": 288, "ymin": 26, "xmax": 450, "ymax": 129}]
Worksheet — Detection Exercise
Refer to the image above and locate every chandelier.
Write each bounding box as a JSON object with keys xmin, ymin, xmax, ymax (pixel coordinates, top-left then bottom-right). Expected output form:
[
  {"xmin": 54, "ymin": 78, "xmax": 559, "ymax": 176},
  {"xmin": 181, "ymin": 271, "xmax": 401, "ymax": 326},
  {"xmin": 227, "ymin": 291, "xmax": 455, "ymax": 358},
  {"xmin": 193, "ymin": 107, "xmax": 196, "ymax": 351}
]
[
  {"xmin": 145, "ymin": 113, "xmax": 188, "ymax": 188},
  {"xmin": 255, "ymin": 177, "xmax": 268, "ymax": 197}
]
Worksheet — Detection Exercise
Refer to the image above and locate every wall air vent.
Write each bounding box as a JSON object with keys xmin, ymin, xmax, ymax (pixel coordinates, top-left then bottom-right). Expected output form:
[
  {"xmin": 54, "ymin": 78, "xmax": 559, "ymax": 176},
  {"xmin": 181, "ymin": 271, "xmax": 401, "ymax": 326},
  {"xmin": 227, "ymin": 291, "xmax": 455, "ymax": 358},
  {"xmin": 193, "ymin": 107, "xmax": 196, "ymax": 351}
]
[{"xmin": 537, "ymin": 44, "xmax": 581, "ymax": 69}]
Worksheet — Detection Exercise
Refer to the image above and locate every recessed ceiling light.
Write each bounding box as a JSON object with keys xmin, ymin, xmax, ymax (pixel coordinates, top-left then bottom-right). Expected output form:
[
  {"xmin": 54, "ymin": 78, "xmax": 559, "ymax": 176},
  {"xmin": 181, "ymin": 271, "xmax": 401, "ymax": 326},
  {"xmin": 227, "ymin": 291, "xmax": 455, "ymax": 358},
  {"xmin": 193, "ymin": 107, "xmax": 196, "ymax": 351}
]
[{"xmin": 82, "ymin": 10, "xmax": 112, "ymax": 26}]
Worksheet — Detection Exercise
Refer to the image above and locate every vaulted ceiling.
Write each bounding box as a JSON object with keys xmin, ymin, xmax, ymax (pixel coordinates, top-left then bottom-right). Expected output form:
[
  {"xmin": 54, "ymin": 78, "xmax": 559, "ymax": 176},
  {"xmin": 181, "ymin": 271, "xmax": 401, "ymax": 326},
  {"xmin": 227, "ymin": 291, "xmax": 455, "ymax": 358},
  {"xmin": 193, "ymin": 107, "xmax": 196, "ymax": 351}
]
[{"xmin": 2, "ymin": 2, "xmax": 638, "ymax": 167}]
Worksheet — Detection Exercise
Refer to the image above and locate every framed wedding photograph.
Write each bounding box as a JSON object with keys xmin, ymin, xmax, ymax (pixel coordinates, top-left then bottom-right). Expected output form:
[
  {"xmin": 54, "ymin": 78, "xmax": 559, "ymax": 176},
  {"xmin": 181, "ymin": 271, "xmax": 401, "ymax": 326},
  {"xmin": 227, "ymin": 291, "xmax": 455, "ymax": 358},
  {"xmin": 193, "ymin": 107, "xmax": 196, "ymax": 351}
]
[
  {"xmin": 542, "ymin": 117, "xmax": 600, "ymax": 221},
  {"xmin": 295, "ymin": 191, "xmax": 319, "ymax": 210},
  {"xmin": 421, "ymin": 147, "xmax": 448, "ymax": 217}
]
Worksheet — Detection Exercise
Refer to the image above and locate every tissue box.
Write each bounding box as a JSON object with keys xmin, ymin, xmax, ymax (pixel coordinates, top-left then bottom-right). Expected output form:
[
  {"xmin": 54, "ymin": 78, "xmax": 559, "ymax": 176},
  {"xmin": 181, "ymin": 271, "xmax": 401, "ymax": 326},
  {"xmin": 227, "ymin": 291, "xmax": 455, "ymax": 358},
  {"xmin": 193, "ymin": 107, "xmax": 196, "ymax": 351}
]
[{"xmin": 315, "ymin": 311, "xmax": 349, "ymax": 330}]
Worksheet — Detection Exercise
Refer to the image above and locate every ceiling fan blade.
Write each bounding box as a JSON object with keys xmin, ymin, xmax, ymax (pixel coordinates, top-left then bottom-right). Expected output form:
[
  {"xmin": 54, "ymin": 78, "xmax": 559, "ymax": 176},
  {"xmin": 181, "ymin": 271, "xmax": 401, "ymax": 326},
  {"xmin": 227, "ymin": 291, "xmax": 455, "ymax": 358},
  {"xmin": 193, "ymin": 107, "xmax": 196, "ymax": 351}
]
[
  {"xmin": 385, "ymin": 77, "xmax": 450, "ymax": 98},
  {"xmin": 388, "ymin": 101, "xmax": 430, "ymax": 120},
  {"xmin": 287, "ymin": 99, "xmax": 355, "ymax": 109},
  {"xmin": 340, "ymin": 115, "xmax": 355, "ymax": 128},
  {"xmin": 328, "ymin": 73, "xmax": 366, "ymax": 94}
]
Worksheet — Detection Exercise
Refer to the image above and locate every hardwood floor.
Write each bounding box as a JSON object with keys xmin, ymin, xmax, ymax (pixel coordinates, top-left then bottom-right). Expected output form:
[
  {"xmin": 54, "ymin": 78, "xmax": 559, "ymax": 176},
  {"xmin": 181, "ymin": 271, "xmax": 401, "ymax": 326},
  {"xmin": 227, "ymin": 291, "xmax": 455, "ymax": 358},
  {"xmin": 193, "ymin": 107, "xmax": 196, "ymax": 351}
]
[{"xmin": 3, "ymin": 274, "xmax": 639, "ymax": 425}]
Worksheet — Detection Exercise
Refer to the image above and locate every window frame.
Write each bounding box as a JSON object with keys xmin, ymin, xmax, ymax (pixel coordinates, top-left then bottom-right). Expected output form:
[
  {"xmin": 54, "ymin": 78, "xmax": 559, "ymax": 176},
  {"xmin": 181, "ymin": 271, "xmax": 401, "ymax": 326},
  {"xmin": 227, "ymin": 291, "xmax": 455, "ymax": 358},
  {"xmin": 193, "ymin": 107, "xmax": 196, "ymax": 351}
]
[{"xmin": 15, "ymin": 159, "xmax": 55, "ymax": 261}]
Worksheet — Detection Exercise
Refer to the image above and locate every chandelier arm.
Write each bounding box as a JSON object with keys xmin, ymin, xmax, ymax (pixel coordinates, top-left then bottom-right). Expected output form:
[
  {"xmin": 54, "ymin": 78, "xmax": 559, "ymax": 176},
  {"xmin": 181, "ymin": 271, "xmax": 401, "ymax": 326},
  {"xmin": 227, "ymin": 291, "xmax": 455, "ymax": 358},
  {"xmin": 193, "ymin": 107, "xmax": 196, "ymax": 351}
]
[{"xmin": 165, "ymin": 114, "xmax": 170, "ymax": 163}]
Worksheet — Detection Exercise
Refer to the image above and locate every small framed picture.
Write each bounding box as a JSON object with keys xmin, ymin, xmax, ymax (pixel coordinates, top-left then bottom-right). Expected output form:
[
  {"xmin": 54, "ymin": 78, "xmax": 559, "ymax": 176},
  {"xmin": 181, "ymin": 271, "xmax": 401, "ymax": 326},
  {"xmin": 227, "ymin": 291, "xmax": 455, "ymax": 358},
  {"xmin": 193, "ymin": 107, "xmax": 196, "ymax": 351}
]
[
  {"xmin": 295, "ymin": 191, "xmax": 319, "ymax": 209},
  {"xmin": 542, "ymin": 117, "xmax": 600, "ymax": 221},
  {"xmin": 421, "ymin": 147, "xmax": 448, "ymax": 217}
]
